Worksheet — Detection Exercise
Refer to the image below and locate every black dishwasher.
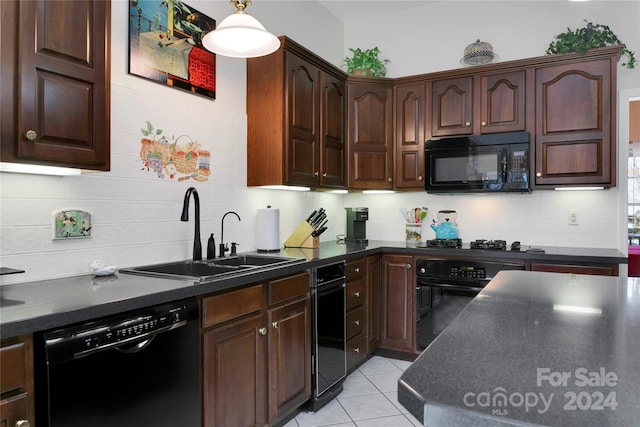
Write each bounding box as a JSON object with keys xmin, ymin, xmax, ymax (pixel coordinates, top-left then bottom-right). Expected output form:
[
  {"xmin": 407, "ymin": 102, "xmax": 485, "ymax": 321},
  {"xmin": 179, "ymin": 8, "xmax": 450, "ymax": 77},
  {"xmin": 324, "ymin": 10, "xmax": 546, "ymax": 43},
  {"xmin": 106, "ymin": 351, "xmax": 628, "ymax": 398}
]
[{"xmin": 34, "ymin": 297, "xmax": 200, "ymax": 427}]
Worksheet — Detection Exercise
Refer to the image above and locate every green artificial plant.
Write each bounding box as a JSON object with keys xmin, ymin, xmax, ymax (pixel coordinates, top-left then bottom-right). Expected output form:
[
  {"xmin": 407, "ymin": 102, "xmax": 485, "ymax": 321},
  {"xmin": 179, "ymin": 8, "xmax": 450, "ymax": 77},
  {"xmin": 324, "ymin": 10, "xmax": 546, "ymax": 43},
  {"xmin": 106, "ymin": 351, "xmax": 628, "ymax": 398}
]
[
  {"xmin": 343, "ymin": 47, "xmax": 390, "ymax": 77},
  {"xmin": 546, "ymin": 20, "xmax": 635, "ymax": 69}
]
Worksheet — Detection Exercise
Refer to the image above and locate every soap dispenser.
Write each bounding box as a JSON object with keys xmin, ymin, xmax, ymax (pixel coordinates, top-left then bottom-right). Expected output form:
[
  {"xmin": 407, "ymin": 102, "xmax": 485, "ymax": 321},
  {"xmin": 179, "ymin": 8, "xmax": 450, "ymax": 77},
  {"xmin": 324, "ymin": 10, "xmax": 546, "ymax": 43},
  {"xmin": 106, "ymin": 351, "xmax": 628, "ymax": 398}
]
[{"xmin": 207, "ymin": 233, "xmax": 216, "ymax": 259}]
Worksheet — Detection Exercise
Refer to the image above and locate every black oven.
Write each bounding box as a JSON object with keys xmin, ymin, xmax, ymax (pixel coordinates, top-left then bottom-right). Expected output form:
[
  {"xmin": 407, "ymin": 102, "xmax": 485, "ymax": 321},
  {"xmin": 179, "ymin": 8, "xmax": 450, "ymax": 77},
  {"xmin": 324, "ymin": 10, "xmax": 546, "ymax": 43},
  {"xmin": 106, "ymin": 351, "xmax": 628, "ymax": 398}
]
[
  {"xmin": 424, "ymin": 131, "xmax": 530, "ymax": 193},
  {"xmin": 416, "ymin": 259, "xmax": 525, "ymax": 350},
  {"xmin": 307, "ymin": 261, "xmax": 346, "ymax": 412}
]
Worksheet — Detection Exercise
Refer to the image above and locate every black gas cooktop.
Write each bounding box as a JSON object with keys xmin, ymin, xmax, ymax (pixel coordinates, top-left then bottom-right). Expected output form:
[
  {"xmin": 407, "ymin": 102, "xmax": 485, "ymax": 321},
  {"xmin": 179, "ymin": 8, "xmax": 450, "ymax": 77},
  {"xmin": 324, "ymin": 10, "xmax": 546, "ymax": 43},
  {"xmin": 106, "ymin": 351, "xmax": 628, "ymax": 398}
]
[{"xmin": 423, "ymin": 239, "xmax": 539, "ymax": 252}]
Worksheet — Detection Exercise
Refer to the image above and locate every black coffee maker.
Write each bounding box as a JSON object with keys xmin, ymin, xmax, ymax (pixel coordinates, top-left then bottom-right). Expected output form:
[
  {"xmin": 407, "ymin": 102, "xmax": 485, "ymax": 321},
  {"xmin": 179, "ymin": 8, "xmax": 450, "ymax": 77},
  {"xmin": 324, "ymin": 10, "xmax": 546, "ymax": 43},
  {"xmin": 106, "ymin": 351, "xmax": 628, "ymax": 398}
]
[{"xmin": 345, "ymin": 207, "xmax": 368, "ymax": 244}]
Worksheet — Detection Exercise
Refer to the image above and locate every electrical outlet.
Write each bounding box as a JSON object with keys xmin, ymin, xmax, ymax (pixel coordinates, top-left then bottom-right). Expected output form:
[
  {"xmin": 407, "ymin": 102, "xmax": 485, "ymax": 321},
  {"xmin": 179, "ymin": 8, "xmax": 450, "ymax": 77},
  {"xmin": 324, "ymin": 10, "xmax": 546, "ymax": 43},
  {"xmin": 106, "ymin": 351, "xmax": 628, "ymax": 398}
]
[{"xmin": 568, "ymin": 210, "xmax": 579, "ymax": 225}]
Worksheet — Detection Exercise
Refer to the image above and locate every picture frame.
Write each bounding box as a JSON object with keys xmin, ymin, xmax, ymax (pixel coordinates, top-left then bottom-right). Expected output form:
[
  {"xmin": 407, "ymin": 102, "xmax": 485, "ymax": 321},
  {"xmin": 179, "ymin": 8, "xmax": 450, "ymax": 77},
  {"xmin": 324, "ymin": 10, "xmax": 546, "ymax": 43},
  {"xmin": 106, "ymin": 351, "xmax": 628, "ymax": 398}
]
[{"xmin": 128, "ymin": 0, "xmax": 217, "ymax": 99}]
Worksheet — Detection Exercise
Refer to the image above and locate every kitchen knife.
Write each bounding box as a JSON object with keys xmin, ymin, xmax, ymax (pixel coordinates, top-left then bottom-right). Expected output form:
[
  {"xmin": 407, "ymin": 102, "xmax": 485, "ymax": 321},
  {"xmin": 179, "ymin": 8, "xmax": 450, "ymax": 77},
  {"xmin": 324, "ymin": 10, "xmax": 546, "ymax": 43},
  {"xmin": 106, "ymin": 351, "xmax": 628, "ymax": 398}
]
[{"xmin": 306, "ymin": 210, "xmax": 317, "ymax": 223}]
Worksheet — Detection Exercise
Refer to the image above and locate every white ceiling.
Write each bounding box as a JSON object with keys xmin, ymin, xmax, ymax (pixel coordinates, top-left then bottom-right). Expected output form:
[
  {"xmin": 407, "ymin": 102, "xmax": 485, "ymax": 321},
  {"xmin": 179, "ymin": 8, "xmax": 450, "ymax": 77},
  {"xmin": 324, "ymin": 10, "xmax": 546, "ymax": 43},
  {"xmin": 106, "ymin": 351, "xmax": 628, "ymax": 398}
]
[{"xmin": 317, "ymin": 0, "xmax": 436, "ymax": 23}]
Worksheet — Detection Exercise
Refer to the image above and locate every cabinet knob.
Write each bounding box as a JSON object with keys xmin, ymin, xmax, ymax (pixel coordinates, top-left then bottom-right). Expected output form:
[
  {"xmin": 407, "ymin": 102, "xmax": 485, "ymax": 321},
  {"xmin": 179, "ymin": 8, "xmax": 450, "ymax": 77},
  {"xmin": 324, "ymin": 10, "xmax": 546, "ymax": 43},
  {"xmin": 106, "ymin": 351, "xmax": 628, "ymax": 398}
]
[
  {"xmin": 314, "ymin": 171, "xmax": 319, "ymax": 177},
  {"xmin": 406, "ymin": 264, "xmax": 412, "ymax": 270},
  {"xmin": 322, "ymin": 173, "xmax": 327, "ymax": 177},
  {"xmin": 387, "ymin": 177, "xmax": 392, "ymax": 182},
  {"xmin": 353, "ymin": 320, "xmax": 360, "ymax": 326},
  {"xmin": 481, "ymin": 121, "xmax": 487, "ymax": 127},
  {"xmin": 272, "ymin": 321, "xmax": 278, "ymax": 329},
  {"xmin": 536, "ymin": 172, "xmax": 542, "ymax": 178},
  {"xmin": 354, "ymin": 267, "xmax": 360, "ymax": 273},
  {"xmin": 418, "ymin": 175, "xmax": 423, "ymax": 181},
  {"xmin": 16, "ymin": 421, "xmax": 30, "ymax": 427},
  {"xmin": 24, "ymin": 130, "xmax": 37, "ymax": 141},
  {"xmin": 354, "ymin": 347, "xmax": 360, "ymax": 354},
  {"xmin": 465, "ymin": 121, "xmax": 471, "ymax": 127},
  {"xmin": 354, "ymin": 291, "xmax": 360, "ymax": 298},
  {"xmin": 259, "ymin": 327, "xmax": 267, "ymax": 336}
]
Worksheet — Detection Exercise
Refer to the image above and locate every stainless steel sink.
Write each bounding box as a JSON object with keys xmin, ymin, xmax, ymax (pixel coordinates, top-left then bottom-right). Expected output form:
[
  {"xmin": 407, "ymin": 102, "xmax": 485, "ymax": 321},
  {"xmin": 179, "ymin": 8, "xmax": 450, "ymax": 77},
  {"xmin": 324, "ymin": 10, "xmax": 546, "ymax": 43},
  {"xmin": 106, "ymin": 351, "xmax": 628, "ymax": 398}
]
[
  {"xmin": 120, "ymin": 254, "xmax": 303, "ymax": 282},
  {"xmin": 211, "ymin": 254, "xmax": 298, "ymax": 267}
]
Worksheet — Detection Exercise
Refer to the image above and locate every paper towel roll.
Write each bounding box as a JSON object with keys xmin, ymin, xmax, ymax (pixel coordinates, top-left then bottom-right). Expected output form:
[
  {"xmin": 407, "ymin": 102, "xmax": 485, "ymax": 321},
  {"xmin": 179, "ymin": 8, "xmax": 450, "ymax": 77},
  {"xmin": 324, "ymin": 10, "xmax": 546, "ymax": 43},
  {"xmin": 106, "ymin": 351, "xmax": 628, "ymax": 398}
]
[{"xmin": 256, "ymin": 207, "xmax": 280, "ymax": 252}]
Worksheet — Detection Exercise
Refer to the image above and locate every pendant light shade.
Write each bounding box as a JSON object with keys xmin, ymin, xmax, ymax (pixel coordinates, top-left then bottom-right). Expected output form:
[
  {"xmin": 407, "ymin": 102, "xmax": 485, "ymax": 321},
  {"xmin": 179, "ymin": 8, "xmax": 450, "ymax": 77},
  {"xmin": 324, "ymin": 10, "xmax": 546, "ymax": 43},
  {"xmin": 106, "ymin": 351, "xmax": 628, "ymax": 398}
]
[{"xmin": 202, "ymin": 0, "xmax": 280, "ymax": 58}]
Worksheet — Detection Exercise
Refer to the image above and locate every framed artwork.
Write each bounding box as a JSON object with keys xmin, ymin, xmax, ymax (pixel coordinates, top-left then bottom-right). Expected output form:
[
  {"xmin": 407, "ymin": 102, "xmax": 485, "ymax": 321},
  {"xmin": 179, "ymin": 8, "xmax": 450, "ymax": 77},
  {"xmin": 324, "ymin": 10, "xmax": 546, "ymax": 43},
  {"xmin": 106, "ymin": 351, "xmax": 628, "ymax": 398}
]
[{"xmin": 129, "ymin": 0, "xmax": 216, "ymax": 99}]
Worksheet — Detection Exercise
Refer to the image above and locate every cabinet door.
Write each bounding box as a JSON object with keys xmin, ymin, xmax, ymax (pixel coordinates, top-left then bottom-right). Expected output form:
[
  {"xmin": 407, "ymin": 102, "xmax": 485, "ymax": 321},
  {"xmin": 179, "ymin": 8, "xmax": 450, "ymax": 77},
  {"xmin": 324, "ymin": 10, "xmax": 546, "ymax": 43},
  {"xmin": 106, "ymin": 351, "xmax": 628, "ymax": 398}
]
[
  {"xmin": 431, "ymin": 77, "xmax": 473, "ymax": 137},
  {"xmin": 380, "ymin": 254, "xmax": 415, "ymax": 352},
  {"xmin": 320, "ymin": 72, "xmax": 346, "ymax": 188},
  {"xmin": 366, "ymin": 255, "xmax": 382, "ymax": 353},
  {"xmin": 395, "ymin": 83, "xmax": 426, "ymax": 189},
  {"xmin": 203, "ymin": 314, "xmax": 267, "ymax": 427},
  {"xmin": 480, "ymin": 71, "xmax": 526, "ymax": 133},
  {"xmin": 286, "ymin": 52, "xmax": 320, "ymax": 186},
  {"xmin": 268, "ymin": 297, "xmax": 311, "ymax": 423},
  {"xmin": 0, "ymin": 393, "xmax": 29, "ymax": 427},
  {"xmin": 1, "ymin": 0, "xmax": 110, "ymax": 170},
  {"xmin": 534, "ymin": 59, "xmax": 613, "ymax": 186},
  {"xmin": 348, "ymin": 82, "xmax": 394, "ymax": 189}
]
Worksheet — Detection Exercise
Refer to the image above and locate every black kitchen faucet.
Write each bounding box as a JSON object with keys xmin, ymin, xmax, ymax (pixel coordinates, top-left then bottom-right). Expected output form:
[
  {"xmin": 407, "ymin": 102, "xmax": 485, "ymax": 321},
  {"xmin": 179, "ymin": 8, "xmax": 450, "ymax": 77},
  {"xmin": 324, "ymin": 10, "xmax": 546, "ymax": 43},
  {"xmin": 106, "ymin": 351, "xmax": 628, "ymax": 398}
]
[
  {"xmin": 219, "ymin": 211, "xmax": 241, "ymax": 257},
  {"xmin": 181, "ymin": 187, "xmax": 202, "ymax": 261}
]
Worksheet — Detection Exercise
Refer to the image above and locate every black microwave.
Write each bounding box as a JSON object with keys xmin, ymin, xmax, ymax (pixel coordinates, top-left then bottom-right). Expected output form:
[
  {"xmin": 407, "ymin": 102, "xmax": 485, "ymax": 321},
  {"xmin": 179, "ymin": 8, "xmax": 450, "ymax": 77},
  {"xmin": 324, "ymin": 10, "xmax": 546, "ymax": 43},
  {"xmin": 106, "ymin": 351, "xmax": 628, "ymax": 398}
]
[{"xmin": 424, "ymin": 131, "xmax": 530, "ymax": 193}]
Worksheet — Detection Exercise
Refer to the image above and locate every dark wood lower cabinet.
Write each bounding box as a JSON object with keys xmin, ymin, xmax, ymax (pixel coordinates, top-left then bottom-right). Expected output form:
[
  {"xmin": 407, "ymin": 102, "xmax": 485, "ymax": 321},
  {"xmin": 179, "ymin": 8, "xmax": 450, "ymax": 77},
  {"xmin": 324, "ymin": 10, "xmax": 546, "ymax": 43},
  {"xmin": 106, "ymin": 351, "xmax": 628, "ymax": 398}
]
[
  {"xmin": 203, "ymin": 313, "xmax": 267, "ymax": 427},
  {"xmin": 530, "ymin": 263, "xmax": 618, "ymax": 276},
  {"xmin": 380, "ymin": 254, "xmax": 415, "ymax": 353},
  {"xmin": 268, "ymin": 297, "xmax": 311, "ymax": 423},
  {"xmin": 0, "ymin": 336, "xmax": 33, "ymax": 427}
]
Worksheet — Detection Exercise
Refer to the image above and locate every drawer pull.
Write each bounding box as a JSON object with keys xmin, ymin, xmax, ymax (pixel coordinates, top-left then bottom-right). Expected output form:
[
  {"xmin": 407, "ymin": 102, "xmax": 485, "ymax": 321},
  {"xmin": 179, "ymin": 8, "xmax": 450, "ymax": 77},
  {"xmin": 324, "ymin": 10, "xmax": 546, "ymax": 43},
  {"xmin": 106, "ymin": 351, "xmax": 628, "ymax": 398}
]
[
  {"xmin": 354, "ymin": 291, "xmax": 360, "ymax": 298},
  {"xmin": 354, "ymin": 267, "xmax": 360, "ymax": 273},
  {"xmin": 465, "ymin": 121, "xmax": 471, "ymax": 127},
  {"xmin": 272, "ymin": 321, "xmax": 278, "ymax": 329},
  {"xmin": 354, "ymin": 347, "xmax": 360, "ymax": 354},
  {"xmin": 16, "ymin": 421, "xmax": 30, "ymax": 427},
  {"xmin": 353, "ymin": 320, "xmax": 360, "ymax": 326},
  {"xmin": 259, "ymin": 327, "xmax": 267, "ymax": 336}
]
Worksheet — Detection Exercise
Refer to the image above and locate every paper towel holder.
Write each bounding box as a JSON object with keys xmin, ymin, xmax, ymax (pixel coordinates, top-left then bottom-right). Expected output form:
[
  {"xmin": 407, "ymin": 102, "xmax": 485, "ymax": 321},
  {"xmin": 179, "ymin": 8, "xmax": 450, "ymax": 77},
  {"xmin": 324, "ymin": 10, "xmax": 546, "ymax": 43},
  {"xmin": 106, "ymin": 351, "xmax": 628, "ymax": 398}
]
[{"xmin": 257, "ymin": 205, "xmax": 281, "ymax": 253}]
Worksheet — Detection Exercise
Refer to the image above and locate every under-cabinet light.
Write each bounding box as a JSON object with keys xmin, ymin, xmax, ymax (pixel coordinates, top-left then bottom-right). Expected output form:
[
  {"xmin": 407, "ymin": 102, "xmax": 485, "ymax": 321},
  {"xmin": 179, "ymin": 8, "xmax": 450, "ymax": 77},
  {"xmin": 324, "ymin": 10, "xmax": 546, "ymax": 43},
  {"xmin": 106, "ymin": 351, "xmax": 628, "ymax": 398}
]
[
  {"xmin": 0, "ymin": 162, "xmax": 81, "ymax": 176},
  {"xmin": 554, "ymin": 186, "xmax": 605, "ymax": 191},
  {"xmin": 329, "ymin": 189, "xmax": 348, "ymax": 194},
  {"xmin": 553, "ymin": 304, "xmax": 602, "ymax": 315},
  {"xmin": 362, "ymin": 190, "xmax": 395, "ymax": 194},
  {"xmin": 257, "ymin": 185, "xmax": 310, "ymax": 192}
]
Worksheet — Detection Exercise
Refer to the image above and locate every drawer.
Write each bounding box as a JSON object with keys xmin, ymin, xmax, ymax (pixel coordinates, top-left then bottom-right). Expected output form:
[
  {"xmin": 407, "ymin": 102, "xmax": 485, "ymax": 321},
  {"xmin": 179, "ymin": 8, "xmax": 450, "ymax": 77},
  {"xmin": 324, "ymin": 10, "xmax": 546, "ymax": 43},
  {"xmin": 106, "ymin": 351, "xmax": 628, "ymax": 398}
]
[
  {"xmin": 0, "ymin": 343, "xmax": 25, "ymax": 394},
  {"xmin": 202, "ymin": 284, "xmax": 264, "ymax": 328},
  {"xmin": 346, "ymin": 333, "xmax": 367, "ymax": 371},
  {"xmin": 346, "ymin": 279, "xmax": 365, "ymax": 311},
  {"xmin": 268, "ymin": 272, "xmax": 310, "ymax": 306},
  {"xmin": 346, "ymin": 306, "xmax": 365, "ymax": 340},
  {"xmin": 346, "ymin": 258, "xmax": 365, "ymax": 282}
]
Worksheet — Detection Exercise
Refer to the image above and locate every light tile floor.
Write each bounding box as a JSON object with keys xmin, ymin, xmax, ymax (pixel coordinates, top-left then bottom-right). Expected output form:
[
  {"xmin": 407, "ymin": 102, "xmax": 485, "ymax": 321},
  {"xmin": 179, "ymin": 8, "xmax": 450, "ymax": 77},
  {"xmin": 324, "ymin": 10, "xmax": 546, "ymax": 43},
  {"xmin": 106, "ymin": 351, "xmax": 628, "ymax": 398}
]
[{"xmin": 284, "ymin": 356, "xmax": 422, "ymax": 427}]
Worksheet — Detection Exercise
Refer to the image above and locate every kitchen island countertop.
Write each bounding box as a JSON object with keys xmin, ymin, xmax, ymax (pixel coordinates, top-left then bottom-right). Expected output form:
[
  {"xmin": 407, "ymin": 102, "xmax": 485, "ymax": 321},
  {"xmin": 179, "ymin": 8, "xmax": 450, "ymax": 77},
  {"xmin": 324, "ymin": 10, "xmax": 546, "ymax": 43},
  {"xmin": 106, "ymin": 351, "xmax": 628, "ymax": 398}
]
[
  {"xmin": 399, "ymin": 270, "xmax": 640, "ymax": 426},
  {"xmin": 0, "ymin": 241, "xmax": 627, "ymax": 337}
]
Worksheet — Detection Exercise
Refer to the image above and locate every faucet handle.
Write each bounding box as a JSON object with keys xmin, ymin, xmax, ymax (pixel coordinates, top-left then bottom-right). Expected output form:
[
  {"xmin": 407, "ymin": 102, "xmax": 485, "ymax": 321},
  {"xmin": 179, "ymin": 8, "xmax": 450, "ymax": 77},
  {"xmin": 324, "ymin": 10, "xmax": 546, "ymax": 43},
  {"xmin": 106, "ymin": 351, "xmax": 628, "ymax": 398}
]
[{"xmin": 231, "ymin": 242, "xmax": 239, "ymax": 255}]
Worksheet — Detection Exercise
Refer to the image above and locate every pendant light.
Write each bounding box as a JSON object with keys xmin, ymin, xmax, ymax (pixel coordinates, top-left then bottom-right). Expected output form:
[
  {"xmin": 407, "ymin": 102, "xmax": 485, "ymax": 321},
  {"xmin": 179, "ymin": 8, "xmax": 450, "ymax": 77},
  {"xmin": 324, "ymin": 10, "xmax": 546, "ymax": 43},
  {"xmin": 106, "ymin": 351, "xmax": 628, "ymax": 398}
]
[{"xmin": 202, "ymin": 0, "xmax": 280, "ymax": 58}]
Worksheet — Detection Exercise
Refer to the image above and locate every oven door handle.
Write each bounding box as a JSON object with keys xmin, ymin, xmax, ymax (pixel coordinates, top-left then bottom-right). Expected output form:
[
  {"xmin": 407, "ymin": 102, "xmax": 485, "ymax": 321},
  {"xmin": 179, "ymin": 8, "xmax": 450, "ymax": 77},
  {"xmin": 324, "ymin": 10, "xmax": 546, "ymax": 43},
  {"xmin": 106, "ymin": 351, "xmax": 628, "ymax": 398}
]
[{"xmin": 418, "ymin": 282, "xmax": 483, "ymax": 293}]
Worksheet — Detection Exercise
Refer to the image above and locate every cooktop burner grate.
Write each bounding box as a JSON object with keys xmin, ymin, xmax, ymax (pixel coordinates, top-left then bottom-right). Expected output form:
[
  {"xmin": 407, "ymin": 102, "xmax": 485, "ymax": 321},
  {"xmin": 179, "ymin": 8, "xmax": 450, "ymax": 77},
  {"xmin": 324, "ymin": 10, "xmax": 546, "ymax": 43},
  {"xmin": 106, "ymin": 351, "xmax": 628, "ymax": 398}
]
[
  {"xmin": 469, "ymin": 239, "xmax": 507, "ymax": 250},
  {"xmin": 425, "ymin": 238, "xmax": 463, "ymax": 248}
]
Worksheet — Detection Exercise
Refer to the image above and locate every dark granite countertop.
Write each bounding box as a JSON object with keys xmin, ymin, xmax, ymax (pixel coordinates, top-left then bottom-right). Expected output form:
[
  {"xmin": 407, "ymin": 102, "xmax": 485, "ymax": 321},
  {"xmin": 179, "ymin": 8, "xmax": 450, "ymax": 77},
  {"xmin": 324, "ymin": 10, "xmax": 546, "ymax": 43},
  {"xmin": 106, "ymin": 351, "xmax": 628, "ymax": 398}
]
[
  {"xmin": 0, "ymin": 241, "xmax": 626, "ymax": 338},
  {"xmin": 399, "ymin": 271, "xmax": 640, "ymax": 427}
]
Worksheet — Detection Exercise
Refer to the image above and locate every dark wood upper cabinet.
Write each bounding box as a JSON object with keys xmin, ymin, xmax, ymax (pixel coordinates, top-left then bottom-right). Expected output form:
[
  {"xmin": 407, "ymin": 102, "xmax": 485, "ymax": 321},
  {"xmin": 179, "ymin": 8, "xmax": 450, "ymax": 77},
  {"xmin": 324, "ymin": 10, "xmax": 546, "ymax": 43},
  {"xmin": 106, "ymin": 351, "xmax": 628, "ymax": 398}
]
[
  {"xmin": 534, "ymin": 55, "xmax": 615, "ymax": 187},
  {"xmin": 247, "ymin": 37, "xmax": 346, "ymax": 189},
  {"xmin": 0, "ymin": 0, "xmax": 111, "ymax": 170},
  {"xmin": 430, "ymin": 71, "xmax": 525, "ymax": 138},
  {"xmin": 431, "ymin": 76, "xmax": 474, "ymax": 137},
  {"xmin": 394, "ymin": 83, "xmax": 426, "ymax": 190},
  {"xmin": 347, "ymin": 79, "xmax": 394, "ymax": 189},
  {"xmin": 480, "ymin": 71, "xmax": 526, "ymax": 133}
]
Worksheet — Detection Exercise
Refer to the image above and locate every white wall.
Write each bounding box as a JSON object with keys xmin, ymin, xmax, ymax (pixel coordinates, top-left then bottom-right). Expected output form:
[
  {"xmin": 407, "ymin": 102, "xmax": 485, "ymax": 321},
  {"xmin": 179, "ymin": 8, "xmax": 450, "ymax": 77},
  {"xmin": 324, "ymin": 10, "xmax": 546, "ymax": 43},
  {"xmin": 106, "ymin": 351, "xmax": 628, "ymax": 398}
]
[{"xmin": 1, "ymin": 1, "xmax": 637, "ymax": 285}]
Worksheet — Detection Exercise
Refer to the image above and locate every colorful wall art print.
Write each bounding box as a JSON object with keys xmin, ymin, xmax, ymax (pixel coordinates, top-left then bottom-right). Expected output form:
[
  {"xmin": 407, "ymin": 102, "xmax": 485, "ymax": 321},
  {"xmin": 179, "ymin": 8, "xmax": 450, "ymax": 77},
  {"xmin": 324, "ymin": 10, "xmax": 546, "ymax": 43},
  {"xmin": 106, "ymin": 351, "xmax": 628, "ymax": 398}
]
[
  {"xmin": 54, "ymin": 210, "xmax": 92, "ymax": 239},
  {"xmin": 129, "ymin": 0, "xmax": 216, "ymax": 99},
  {"xmin": 139, "ymin": 121, "xmax": 211, "ymax": 182}
]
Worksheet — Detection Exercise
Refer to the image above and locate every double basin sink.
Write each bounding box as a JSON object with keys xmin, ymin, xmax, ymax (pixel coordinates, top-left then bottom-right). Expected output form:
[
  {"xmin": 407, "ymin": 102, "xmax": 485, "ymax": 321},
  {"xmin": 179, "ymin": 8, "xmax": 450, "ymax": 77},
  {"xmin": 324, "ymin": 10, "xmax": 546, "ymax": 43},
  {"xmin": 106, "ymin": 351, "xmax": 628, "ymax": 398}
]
[{"xmin": 120, "ymin": 254, "xmax": 303, "ymax": 282}]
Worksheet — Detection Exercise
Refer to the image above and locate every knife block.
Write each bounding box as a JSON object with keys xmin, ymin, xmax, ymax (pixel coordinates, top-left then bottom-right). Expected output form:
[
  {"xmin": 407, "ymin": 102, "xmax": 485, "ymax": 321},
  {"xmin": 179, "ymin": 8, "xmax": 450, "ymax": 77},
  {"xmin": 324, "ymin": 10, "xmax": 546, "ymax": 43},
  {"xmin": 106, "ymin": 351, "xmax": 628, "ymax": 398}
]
[{"xmin": 284, "ymin": 221, "xmax": 319, "ymax": 248}]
